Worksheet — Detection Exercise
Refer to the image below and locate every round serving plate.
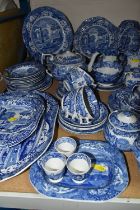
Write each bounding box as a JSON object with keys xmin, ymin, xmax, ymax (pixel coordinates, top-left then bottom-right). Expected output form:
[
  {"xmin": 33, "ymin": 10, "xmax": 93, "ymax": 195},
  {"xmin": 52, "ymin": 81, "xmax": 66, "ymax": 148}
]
[{"xmin": 22, "ymin": 6, "xmax": 74, "ymax": 62}]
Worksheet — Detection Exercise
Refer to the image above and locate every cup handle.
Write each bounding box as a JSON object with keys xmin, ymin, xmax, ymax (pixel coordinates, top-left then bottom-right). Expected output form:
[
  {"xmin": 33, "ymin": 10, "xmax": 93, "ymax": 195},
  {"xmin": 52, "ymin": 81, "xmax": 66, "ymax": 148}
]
[
  {"xmin": 63, "ymin": 80, "xmax": 71, "ymax": 92},
  {"xmin": 88, "ymin": 52, "xmax": 100, "ymax": 72}
]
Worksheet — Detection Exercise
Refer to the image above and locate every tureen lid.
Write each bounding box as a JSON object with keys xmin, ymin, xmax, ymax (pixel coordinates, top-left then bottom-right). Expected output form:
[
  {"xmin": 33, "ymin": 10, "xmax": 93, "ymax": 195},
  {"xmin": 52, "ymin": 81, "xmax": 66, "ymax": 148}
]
[
  {"xmin": 109, "ymin": 110, "xmax": 140, "ymax": 131},
  {"xmin": 54, "ymin": 51, "xmax": 85, "ymax": 65}
]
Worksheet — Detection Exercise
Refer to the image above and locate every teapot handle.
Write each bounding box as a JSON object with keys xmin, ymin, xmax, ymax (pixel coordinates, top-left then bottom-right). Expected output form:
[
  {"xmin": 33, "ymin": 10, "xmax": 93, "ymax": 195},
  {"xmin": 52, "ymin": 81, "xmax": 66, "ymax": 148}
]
[
  {"xmin": 131, "ymin": 84, "xmax": 140, "ymax": 98},
  {"xmin": 88, "ymin": 52, "xmax": 100, "ymax": 72},
  {"xmin": 41, "ymin": 53, "xmax": 54, "ymax": 77}
]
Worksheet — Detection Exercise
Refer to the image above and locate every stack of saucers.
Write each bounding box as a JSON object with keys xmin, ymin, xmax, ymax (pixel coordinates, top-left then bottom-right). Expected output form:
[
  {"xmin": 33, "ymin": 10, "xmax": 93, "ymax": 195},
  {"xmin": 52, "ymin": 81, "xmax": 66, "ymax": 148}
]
[
  {"xmin": 58, "ymin": 86, "xmax": 109, "ymax": 134},
  {"xmin": 4, "ymin": 62, "xmax": 52, "ymax": 92}
]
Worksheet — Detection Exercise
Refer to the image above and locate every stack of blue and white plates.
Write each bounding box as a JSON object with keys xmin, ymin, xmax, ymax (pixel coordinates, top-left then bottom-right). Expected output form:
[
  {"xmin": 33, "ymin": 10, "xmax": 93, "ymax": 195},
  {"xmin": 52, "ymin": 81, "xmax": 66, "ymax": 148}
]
[
  {"xmin": 0, "ymin": 91, "xmax": 59, "ymax": 182},
  {"xmin": 4, "ymin": 62, "xmax": 52, "ymax": 92}
]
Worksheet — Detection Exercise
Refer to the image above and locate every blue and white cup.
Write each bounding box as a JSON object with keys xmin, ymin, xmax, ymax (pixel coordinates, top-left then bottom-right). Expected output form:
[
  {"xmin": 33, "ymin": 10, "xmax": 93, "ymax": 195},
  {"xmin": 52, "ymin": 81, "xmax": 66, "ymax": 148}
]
[
  {"xmin": 38, "ymin": 152, "xmax": 66, "ymax": 183},
  {"xmin": 54, "ymin": 137, "xmax": 77, "ymax": 157},
  {"xmin": 67, "ymin": 153, "xmax": 91, "ymax": 183}
]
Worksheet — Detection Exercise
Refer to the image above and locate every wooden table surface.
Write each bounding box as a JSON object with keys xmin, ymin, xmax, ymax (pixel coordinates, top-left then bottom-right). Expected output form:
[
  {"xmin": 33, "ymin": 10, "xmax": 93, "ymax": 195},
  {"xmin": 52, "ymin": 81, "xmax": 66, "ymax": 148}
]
[{"xmin": 0, "ymin": 79, "xmax": 140, "ymax": 199}]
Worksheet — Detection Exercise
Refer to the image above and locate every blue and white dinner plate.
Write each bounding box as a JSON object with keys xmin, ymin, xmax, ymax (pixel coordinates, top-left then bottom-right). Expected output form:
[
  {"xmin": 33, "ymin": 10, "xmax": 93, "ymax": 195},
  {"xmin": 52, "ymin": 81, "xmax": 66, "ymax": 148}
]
[
  {"xmin": 22, "ymin": 6, "xmax": 74, "ymax": 62},
  {"xmin": 74, "ymin": 16, "xmax": 118, "ymax": 58},
  {"xmin": 29, "ymin": 140, "xmax": 129, "ymax": 201},
  {"xmin": 0, "ymin": 94, "xmax": 59, "ymax": 182},
  {"xmin": 118, "ymin": 20, "xmax": 140, "ymax": 55}
]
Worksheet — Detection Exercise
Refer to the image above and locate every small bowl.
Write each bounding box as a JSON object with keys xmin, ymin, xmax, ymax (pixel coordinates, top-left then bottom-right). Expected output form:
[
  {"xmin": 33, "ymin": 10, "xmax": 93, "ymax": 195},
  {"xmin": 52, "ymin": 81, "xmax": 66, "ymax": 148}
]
[
  {"xmin": 67, "ymin": 152, "xmax": 91, "ymax": 183},
  {"xmin": 38, "ymin": 152, "xmax": 66, "ymax": 183},
  {"xmin": 104, "ymin": 110, "xmax": 140, "ymax": 151},
  {"xmin": 54, "ymin": 137, "xmax": 77, "ymax": 157}
]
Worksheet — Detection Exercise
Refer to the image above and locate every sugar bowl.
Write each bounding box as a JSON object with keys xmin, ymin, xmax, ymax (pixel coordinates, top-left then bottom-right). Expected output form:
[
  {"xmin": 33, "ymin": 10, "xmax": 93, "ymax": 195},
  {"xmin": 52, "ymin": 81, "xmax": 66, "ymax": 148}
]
[{"xmin": 104, "ymin": 110, "xmax": 140, "ymax": 151}]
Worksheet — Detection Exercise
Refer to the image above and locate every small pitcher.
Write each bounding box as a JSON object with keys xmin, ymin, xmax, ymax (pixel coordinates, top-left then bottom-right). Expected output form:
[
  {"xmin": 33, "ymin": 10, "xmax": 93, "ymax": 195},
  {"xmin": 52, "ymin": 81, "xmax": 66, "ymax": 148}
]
[{"xmin": 87, "ymin": 52, "xmax": 123, "ymax": 84}]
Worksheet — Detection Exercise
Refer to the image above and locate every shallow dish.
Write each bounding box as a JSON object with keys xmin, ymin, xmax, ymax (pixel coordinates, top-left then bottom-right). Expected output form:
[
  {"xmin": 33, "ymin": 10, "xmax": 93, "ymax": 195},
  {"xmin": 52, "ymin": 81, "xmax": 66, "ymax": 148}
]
[{"xmin": 30, "ymin": 140, "xmax": 129, "ymax": 201}]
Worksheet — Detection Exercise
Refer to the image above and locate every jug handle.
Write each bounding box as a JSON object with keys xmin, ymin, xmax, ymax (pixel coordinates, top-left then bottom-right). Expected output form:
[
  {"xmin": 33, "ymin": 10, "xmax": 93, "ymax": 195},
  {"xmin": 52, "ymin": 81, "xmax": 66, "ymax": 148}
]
[
  {"xmin": 88, "ymin": 52, "xmax": 100, "ymax": 72},
  {"xmin": 41, "ymin": 53, "xmax": 54, "ymax": 77}
]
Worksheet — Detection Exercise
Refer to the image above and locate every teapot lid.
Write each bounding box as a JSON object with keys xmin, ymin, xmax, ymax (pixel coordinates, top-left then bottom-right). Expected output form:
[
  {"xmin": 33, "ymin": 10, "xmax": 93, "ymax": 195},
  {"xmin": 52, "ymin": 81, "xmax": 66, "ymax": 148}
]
[
  {"xmin": 109, "ymin": 110, "xmax": 140, "ymax": 131},
  {"xmin": 55, "ymin": 51, "xmax": 85, "ymax": 65}
]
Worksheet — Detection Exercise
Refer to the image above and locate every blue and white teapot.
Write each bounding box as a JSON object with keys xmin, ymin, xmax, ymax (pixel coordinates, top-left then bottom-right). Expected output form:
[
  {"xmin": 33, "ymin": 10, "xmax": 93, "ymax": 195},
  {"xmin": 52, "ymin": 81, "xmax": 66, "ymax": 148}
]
[
  {"xmin": 42, "ymin": 51, "xmax": 86, "ymax": 80},
  {"xmin": 87, "ymin": 52, "xmax": 124, "ymax": 84}
]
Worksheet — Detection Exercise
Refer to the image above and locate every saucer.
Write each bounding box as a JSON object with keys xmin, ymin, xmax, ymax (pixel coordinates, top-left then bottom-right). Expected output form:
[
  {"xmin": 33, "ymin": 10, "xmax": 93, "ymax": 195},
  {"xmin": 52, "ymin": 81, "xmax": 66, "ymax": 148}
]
[
  {"xmin": 96, "ymin": 81, "xmax": 124, "ymax": 91},
  {"xmin": 59, "ymin": 119, "xmax": 104, "ymax": 134},
  {"xmin": 30, "ymin": 140, "xmax": 129, "ymax": 201},
  {"xmin": 59, "ymin": 102, "xmax": 108, "ymax": 127},
  {"xmin": 0, "ymin": 94, "xmax": 59, "ymax": 182}
]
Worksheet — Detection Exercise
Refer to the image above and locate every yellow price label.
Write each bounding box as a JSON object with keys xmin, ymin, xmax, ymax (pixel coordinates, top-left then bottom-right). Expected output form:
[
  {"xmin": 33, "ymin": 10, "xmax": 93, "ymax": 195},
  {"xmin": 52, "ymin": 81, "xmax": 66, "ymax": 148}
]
[
  {"xmin": 131, "ymin": 59, "xmax": 140, "ymax": 63},
  {"xmin": 92, "ymin": 164, "xmax": 107, "ymax": 172},
  {"xmin": 8, "ymin": 117, "xmax": 18, "ymax": 122}
]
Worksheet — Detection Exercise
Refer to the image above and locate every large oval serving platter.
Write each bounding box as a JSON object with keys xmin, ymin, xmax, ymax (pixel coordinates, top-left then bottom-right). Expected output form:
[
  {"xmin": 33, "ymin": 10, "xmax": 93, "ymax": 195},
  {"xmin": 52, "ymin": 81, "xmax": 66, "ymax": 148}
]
[
  {"xmin": 30, "ymin": 140, "xmax": 129, "ymax": 201},
  {"xmin": 0, "ymin": 94, "xmax": 58, "ymax": 182}
]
